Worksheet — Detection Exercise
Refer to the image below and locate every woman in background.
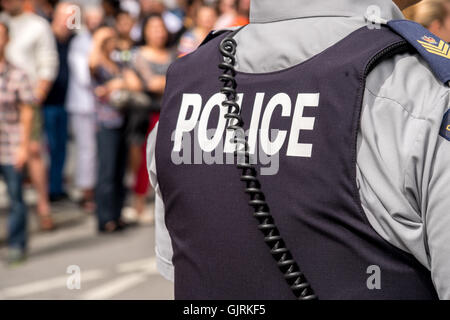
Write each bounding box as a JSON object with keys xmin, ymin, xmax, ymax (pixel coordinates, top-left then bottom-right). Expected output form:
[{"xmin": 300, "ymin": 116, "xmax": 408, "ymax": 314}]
[
  {"xmin": 89, "ymin": 26, "xmax": 141, "ymax": 233},
  {"xmin": 215, "ymin": 0, "xmax": 248, "ymax": 29},
  {"xmin": 127, "ymin": 14, "xmax": 176, "ymax": 224}
]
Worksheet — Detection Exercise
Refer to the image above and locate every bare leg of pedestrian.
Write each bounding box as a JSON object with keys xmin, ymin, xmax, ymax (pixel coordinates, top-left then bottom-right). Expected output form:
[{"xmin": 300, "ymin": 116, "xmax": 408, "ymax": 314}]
[
  {"xmin": 28, "ymin": 140, "xmax": 54, "ymax": 231},
  {"xmin": 82, "ymin": 189, "xmax": 95, "ymax": 213}
]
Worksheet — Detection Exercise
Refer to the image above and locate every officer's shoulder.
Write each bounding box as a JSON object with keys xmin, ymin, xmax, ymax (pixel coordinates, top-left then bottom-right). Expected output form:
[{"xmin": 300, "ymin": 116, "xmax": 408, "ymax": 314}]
[
  {"xmin": 388, "ymin": 20, "xmax": 450, "ymax": 86},
  {"xmin": 367, "ymin": 52, "xmax": 449, "ymax": 119},
  {"xmin": 366, "ymin": 21, "xmax": 450, "ymax": 119}
]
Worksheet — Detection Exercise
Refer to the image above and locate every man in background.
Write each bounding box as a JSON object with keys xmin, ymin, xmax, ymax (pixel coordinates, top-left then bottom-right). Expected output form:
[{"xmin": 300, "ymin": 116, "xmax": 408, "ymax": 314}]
[
  {"xmin": 42, "ymin": 2, "xmax": 74, "ymax": 203},
  {"xmin": 0, "ymin": 20, "xmax": 34, "ymax": 265},
  {"xmin": 66, "ymin": 4, "xmax": 104, "ymax": 213},
  {"xmin": 0, "ymin": 0, "xmax": 58, "ymax": 231}
]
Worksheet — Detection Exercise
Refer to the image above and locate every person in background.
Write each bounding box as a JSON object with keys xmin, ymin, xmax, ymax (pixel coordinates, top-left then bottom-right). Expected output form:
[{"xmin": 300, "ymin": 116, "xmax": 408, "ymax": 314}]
[
  {"xmin": 89, "ymin": 27, "xmax": 141, "ymax": 233},
  {"xmin": 176, "ymin": 0, "xmax": 203, "ymax": 30},
  {"xmin": 101, "ymin": 0, "xmax": 120, "ymax": 27},
  {"xmin": 32, "ymin": 0, "xmax": 58, "ymax": 22},
  {"xmin": 114, "ymin": 8, "xmax": 141, "ymax": 219},
  {"xmin": 236, "ymin": 0, "xmax": 249, "ymax": 25},
  {"xmin": 113, "ymin": 9, "xmax": 139, "ymax": 215},
  {"xmin": 43, "ymin": 2, "xmax": 75, "ymax": 203},
  {"xmin": 0, "ymin": 0, "xmax": 58, "ymax": 231},
  {"xmin": 0, "ymin": 20, "xmax": 34, "ymax": 265},
  {"xmin": 125, "ymin": 13, "xmax": 175, "ymax": 224},
  {"xmin": 177, "ymin": 3, "xmax": 217, "ymax": 56},
  {"xmin": 171, "ymin": 0, "xmax": 187, "ymax": 20},
  {"xmin": 131, "ymin": 0, "xmax": 183, "ymax": 43},
  {"xmin": 404, "ymin": 0, "xmax": 450, "ymax": 42},
  {"xmin": 120, "ymin": 0, "xmax": 141, "ymax": 19},
  {"xmin": 214, "ymin": 0, "xmax": 241, "ymax": 29},
  {"xmin": 116, "ymin": 9, "xmax": 136, "ymax": 51},
  {"xmin": 66, "ymin": 4, "xmax": 104, "ymax": 213}
]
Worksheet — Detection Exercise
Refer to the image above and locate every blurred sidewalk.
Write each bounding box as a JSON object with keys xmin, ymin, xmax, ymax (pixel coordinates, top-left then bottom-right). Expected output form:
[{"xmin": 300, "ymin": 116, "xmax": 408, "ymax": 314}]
[
  {"xmin": 0, "ymin": 137, "xmax": 173, "ymax": 300},
  {"xmin": 0, "ymin": 182, "xmax": 87, "ymax": 246},
  {"xmin": 0, "ymin": 201, "xmax": 173, "ymax": 300},
  {"xmin": 0, "ymin": 138, "xmax": 86, "ymax": 245}
]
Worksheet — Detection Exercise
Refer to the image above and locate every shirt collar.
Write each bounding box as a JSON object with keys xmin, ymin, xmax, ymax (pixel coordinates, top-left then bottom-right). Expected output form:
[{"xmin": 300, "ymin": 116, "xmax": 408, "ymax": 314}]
[{"xmin": 249, "ymin": 0, "xmax": 405, "ymax": 24}]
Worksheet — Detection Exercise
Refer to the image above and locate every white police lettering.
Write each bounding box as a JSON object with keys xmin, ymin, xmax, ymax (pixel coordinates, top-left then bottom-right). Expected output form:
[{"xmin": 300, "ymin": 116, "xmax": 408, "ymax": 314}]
[
  {"xmin": 173, "ymin": 92, "xmax": 320, "ymax": 157},
  {"xmin": 260, "ymin": 93, "xmax": 291, "ymax": 156},
  {"xmin": 198, "ymin": 93, "xmax": 243, "ymax": 152},
  {"xmin": 173, "ymin": 94, "xmax": 202, "ymax": 152},
  {"xmin": 287, "ymin": 93, "xmax": 320, "ymax": 157},
  {"xmin": 245, "ymin": 92, "xmax": 265, "ymax": 155}
]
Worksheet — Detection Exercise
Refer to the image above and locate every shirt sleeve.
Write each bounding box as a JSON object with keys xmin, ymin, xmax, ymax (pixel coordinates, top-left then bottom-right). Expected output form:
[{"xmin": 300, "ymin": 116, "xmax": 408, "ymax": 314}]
[
  {"xmin": 358, "ymin": 53, "xmax": 450, "ymax": 299},
  {"xmin": 68, "ymin": 35, "xmax": 91, "ymax": 89},
  {"xmin": 16, "ymin": 70, "xmax": 35, "ymax": 105},
  {"xmin": 34, "ymin": 19, "xmax": 59, "ymax": 82},
  {"xmin": 147, "ymin": 122, "xmax": 174, "ymax": 282},
  {"xmin": 133, "ymin": 51, "xmax": 155, "ymax": 87},
  {"xmin": 412, "ymin": 93, "xmax": 450, "ymax": 299}
]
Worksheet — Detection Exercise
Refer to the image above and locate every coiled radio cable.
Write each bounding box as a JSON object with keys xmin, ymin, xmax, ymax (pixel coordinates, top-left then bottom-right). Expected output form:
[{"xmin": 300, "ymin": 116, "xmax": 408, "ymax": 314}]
[{"xmin": 218, "ymin": 30, "xmax": 318, "ymax": 300}]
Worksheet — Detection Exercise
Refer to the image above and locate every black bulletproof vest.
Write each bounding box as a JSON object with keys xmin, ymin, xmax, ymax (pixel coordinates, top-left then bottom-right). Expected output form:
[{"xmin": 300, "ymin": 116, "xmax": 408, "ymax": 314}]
[{"xmin": 155, "ymin": 26, "xmax": 438, "ymax": 300}]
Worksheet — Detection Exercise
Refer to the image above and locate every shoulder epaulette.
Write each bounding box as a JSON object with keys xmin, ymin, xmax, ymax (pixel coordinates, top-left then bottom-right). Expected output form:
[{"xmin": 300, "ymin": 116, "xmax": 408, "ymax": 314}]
[{"xmin": 388, "ymin": 19, "xmax": 450, "ymax": 86}]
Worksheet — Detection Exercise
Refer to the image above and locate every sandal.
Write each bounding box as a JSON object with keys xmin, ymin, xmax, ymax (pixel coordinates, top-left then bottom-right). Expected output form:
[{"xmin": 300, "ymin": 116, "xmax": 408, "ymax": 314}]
[
  {"xmin": 39, "ymin": 215, "xmax": 55, "ymax": 231},
  {"xmin": 79, "ymin": 198, "xmax": 95, "ymax": 214},
  {"xmin": 100, "ymin": 221, "xmax": 121, "ymax": 233}
]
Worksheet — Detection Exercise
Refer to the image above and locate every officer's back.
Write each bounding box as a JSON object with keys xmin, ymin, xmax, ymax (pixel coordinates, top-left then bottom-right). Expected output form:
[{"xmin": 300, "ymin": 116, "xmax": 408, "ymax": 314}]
[{"xmin": 148, "ymin": 0, "xmax": 450, "ymax": 299}]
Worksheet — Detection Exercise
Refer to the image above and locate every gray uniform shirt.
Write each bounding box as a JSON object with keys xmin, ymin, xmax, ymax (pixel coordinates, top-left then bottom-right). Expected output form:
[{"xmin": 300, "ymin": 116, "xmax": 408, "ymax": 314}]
[{"xmin": 147, "ymin": 0, "xmax": 450, "ymax": 299}]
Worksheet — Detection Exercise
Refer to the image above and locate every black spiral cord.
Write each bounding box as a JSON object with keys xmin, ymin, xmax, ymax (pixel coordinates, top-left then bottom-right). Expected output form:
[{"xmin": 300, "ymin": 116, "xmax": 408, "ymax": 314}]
[{"xmin": 218, "ymin": 32, "xmax": 318, "ymax": 300}]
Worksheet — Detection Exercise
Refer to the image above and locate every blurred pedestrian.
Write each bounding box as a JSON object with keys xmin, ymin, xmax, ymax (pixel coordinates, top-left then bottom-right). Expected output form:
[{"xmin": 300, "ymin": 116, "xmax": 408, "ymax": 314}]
[
  {"xmin": 66, "ymin": 5, "xmax": 104, "ymax": 213},
  {"xmin": 116, "ymin": 9, "xmax": 136, "ymax": 51},
  {"xmin": 101, "ymin": 0, "xmax": 121, "ymax": 27},
  {"xmin": 214, "ymin": 0, "xmax": 246, "ymax": 29},
  {"xmin": 131, "ymin": 0, "xmax": 183, "ymax": 42},
  {"xmin": 0, "ymin": 0, "xmax": 58, "ymax": 231},
  {"xmin": 176, "ymin": 0, "xmax": 203, "ymax": 30},
  {"xmin": 89, "ymin": 26, "xmax": 141, "ymax": 233},
  {"xmin": 177, "ymin": 2, "xmax": 217, "ymax": 56},
  {"xmin": 0, "ymin": 20, "xmax": 34, "ymax": 264},
  {"xmin": 127, "ymin": 13, "xmax": 175, "ymax": 223},
  {"xmin": 406, "ymin": 0, "xmax": 450, "ymax": 42},
  {"xmin": 43, "ymin": 1, "xmax": 75, "ymax": 203},
  {"xmin": 236, "ymin": 0, "xmax": 249, "ymax": 24},
  {"xmin": 32, "ymin": 0, "xmax": 58, "ymax": 22}
]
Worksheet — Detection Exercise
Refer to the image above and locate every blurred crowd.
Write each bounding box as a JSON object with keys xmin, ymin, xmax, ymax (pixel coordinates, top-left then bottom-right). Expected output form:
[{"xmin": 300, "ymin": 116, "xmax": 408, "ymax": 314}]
[
  {"xmin": 0, "ymin": 0, "xmax": 250, "ymax": 265},
  {"xmin": 404, "ymin": 0, "xmax": 450, "ymax": 42},
  {"xmin": 0, "ymin": 0, "xmax": 449, "ymax": 266}
]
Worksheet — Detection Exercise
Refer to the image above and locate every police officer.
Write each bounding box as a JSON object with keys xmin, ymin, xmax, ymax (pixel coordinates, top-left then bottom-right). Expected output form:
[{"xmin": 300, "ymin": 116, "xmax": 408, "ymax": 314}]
[{"xmin": 147, "ymin": 0, "xmax": 450, "ymax": 299}]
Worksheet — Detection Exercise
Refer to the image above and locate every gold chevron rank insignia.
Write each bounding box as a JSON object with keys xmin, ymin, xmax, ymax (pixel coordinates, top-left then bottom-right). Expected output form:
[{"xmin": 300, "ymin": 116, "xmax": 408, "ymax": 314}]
[{"xmin": 417, "ymin": 36, "xmax": 450, "ymax": 59}]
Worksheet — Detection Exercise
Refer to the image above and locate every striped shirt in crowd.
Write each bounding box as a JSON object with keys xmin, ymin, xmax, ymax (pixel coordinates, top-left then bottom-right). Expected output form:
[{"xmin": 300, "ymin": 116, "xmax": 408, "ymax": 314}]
[{"xmin": 0, "ymin": 62, "xmax": 34, "ymax": 165}]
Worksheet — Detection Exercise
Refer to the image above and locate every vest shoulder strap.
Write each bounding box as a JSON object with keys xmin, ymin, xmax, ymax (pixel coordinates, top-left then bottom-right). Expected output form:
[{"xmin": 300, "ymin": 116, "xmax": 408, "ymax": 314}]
[
  {"xmin": 388, "ymin": 19, "xmax": 450, "ymax": 86},
  {"xmin": 199, "ymin": 28, "xmax": 236, "ymax": 47}
]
